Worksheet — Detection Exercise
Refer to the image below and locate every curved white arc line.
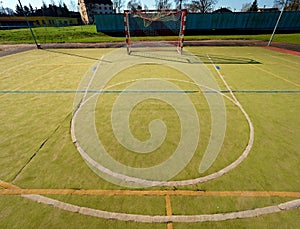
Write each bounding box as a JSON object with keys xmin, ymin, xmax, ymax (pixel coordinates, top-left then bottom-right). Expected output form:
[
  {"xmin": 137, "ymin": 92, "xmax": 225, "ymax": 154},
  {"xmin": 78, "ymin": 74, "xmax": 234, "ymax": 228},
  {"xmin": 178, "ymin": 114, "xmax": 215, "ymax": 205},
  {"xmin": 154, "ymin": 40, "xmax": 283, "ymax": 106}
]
[
  {"xmin": 72, "ymin": 48, "xmax": 227, "ymax": 187},
  {"xmin": 71, "ymin": 78, "xmax": 254, "ymax": 187},
  {"xmin": 22, "ymin": 194, "xmax": 300, "ymax": 223}
]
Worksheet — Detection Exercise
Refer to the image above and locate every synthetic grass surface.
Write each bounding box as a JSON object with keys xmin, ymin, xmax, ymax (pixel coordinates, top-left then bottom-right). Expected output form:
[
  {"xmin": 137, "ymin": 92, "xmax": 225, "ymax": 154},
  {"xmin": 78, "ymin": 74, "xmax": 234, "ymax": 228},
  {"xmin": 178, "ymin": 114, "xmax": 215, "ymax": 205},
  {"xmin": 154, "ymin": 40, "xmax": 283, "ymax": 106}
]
[{"xmin": 0, "ymin": 46, "xmax": 299, "ymax": 228}]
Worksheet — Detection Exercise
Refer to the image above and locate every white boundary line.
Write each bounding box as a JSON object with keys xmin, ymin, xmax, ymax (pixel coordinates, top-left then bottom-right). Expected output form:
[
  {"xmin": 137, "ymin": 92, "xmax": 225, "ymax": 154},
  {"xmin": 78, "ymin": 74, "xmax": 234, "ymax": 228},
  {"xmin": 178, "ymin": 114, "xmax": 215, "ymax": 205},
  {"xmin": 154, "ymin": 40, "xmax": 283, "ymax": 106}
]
[
  {"xmin": 22, "ymin": 194, "xmax": 300, "ymax": 223},
  {"xmin": 82, "ymin": 56, "xmax": 104, "ymax": 103},
  {"xmin": 207, "ymin": 54, "xmax": 239, "ymax": 103}
]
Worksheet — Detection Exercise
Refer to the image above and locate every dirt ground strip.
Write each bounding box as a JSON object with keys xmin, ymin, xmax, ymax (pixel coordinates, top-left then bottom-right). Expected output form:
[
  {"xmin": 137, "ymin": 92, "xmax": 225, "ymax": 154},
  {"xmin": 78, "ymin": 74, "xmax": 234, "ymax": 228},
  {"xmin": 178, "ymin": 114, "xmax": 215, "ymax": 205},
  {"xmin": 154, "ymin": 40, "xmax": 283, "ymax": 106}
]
[
  {"xmin": 0, "ymin": 44, "xmax": 36, "ymax": 57},
  {"xmin": 264, "ymin": 46, "xmax": 300, "ymax": 56},
  {"xmin": 1, "ymin": 40, "xmax": 300, "ymax": 57}
]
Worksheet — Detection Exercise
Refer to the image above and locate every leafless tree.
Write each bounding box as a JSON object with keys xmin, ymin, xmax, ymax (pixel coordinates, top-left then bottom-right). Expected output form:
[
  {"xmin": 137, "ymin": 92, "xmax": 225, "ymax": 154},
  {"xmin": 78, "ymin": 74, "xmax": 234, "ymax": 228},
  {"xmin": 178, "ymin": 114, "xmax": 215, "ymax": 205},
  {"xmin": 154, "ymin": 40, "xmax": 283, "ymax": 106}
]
[
  {"xmin": 155, "ymin": 0, "xmax": 173, "ymax": 9},
  {"xmin": 274, "ymin": 0, "xmax": 300, "ymax": 10},
  {"xmin": 248, "ymin": 0, "xmax": 258, "ymax": 11},
  {"xmin": 174, "ymin": 0, "xmax": 188, "ymax": 9},
  {"xmin": 113, "ymin": 0, "xmax": 125, "ymax": 13},
  {"xmin": 186, "ymin": 0, "xmax": 218, "ymax": 13},
  {"xmin": 50, "ymin": 0, "xmax": 56, "ymax": 6},
  {"xmin": 241, "ymin": 2, "xmax": 252, "ymax": 12},
  {"xmin": 127, "ymin": 0, "xmax": 142, "ymax": 10},
  {"xmin": 286, "ymin": 0, "xmax": 300, "ymax": 10},
  {"xmin": 274, "ymin": 0, "xmax": 286, "ymax": 8}
]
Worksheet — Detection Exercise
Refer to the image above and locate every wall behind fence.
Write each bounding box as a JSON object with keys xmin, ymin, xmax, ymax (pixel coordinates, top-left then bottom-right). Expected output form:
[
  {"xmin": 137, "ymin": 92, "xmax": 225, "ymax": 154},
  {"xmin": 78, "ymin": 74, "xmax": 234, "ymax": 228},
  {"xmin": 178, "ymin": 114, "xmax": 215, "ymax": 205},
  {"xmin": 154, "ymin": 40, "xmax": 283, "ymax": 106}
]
[{"xmin": 95, "ymin": 11, "xmax": 300, "ymax": 35}]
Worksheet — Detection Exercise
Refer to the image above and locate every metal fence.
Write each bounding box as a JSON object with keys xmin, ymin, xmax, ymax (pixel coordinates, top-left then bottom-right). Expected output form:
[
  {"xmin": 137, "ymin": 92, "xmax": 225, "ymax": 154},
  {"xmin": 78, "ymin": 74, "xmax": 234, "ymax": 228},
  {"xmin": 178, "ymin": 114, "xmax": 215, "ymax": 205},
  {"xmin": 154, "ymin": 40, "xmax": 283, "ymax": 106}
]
[{"xmin": 95, "ymin": 11, "xmax": 300, "ymax": 35}]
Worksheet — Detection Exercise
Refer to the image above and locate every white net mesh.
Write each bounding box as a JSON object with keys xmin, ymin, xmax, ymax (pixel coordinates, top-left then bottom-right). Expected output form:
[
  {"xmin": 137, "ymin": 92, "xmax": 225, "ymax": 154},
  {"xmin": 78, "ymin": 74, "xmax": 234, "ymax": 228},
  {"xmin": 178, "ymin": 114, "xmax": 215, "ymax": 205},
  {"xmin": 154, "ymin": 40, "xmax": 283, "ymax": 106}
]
[
  {"xmin": 124, "ymin": 9, "xmax": 186, "ymax": 54},
  {"xmin": 126, "ymin": 10, "xmax": 183, "ymax": 37},
  {"xmin": 132, "ymin": 10, "xmax": 182, "ymax": 28}
]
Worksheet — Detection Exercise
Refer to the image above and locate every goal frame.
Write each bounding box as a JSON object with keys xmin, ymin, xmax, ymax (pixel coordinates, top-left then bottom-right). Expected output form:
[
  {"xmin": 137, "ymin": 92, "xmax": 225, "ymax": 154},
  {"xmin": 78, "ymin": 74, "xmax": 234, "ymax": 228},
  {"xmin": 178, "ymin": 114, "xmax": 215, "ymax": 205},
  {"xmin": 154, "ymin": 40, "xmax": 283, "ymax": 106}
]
[{"xmin": 124, "ymin": 9, "xmax": 187, "ymax": 55}]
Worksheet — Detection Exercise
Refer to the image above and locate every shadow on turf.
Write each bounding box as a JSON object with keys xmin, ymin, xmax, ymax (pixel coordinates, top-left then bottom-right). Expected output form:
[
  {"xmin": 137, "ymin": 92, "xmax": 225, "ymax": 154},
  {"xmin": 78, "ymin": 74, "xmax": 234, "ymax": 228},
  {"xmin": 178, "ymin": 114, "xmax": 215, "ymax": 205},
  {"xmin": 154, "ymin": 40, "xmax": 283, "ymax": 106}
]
[
  {"xmin": 131, "ymin": 51, "xmax": 202, "ymax": 64},
  {"xmin": 196, "ymin": 54, "xmax": 261, "ymax": 65},
  {"xmin": 42, "ymin": 49, "xmax": 260, "ymax": 65},
  {"xmin": 130, "ymin": 52, "xmax": 261, "ymax": 65},
  {"xmin": 42, "ymin": 49, "xmax": 112, "ymax": 63}
]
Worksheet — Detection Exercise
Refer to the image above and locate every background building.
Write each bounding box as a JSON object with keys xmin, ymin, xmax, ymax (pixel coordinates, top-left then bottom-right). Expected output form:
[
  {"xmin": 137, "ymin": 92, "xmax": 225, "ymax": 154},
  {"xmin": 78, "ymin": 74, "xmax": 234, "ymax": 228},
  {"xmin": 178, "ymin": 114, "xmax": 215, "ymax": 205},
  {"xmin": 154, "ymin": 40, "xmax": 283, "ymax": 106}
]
[
  {"xmin": 0, "ymin": 16, "xmax": 80, "ymax": 29},
  {"xmin": 78, "ymin": 0, "xmax": 114, "ymax": 24}
]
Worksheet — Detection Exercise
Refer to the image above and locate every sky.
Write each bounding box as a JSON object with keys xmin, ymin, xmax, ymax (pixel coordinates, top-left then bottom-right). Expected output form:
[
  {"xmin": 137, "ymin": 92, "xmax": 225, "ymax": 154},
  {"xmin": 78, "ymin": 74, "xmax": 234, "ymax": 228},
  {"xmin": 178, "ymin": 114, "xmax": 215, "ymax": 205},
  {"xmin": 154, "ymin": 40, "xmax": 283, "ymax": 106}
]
[{"xmin": 2, "ymin": 0, "xmax": 275, "ymax": 12}]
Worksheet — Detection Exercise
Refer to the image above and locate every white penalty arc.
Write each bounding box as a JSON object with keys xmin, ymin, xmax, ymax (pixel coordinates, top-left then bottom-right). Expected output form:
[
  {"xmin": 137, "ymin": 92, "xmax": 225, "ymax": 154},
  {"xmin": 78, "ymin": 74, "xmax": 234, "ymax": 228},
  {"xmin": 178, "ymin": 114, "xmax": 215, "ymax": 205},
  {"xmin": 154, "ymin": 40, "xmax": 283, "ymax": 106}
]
[
  {"xmin": 71, "ymin": 47, "xmax": 227, "ymax": 187},
  {"xmin": 71, "ymin": 77, "xmax": 254, "ymax": 187}
]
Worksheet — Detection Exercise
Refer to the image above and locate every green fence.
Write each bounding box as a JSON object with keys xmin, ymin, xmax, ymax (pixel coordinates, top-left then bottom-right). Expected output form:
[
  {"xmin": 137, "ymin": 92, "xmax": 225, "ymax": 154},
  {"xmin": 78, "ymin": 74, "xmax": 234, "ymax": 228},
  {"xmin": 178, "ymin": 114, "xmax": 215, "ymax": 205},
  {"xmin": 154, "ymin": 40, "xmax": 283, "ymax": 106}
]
[
  {"xmin": 95, "ymin": 11, "xmax": 300, "ymax": 35},
  {"xmin": 95, "ymin": 14, "xmax": 124, "ymax": 34}
]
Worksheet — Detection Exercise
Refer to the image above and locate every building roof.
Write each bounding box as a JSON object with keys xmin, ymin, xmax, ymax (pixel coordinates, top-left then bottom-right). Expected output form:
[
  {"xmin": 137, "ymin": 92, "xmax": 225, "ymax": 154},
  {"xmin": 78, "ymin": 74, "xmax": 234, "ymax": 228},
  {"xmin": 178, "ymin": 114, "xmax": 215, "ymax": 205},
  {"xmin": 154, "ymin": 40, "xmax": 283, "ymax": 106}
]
[
  {"xmin": 258, "ymin": 7, "xmax": 279, "ymax": 12},
  {"xmin": 213, "ymin": 7, "xmax": 233, "ymax": 13}
]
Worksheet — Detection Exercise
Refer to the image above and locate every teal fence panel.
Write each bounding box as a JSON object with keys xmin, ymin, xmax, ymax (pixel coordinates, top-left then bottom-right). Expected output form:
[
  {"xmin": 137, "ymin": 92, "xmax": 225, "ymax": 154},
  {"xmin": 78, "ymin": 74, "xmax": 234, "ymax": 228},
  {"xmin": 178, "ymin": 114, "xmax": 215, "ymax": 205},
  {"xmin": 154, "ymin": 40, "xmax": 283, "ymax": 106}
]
[
  {"xmin": 187, "ymin": 13, "xmax": 212, "ymax": 30},
  {"xmin": 279, "ymin": 11, "xmax": 300, "ymax": 30},
  {"xmin": 186, "ymin": 12, "xmax": 300, "ymax": 33},
  {"xmin": 237, "ymin": 12, "xmax": 277, "ymax": 30},
  {"xmin": 95, "ymin": 14, "xmax": 124, "ymax": 33},
  {"xmin": 95, "ymin": 12, "xmax": 300, "ymax": 34}
]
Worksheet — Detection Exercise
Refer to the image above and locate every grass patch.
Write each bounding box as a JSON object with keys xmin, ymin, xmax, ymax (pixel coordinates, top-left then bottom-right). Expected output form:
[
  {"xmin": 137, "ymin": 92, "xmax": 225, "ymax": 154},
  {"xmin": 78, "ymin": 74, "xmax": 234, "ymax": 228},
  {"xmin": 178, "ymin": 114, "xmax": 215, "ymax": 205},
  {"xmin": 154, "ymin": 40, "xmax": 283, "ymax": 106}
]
[
  {"xmin": 49, "ymin": 195, "xmax": 166, "ymax": 215},
  {"xmin": 171, "ymin": 196, "xmax": 295, "ymax": 215},
  {"xmin": 174, "ymin": 208, "xmax": 300, "ymax": 228},
  {"xmin": 0, "ymin": 196, "xmax": 165, "ymax": 228},
  {"xmin": 0, "ymin": 25, "xmax": 300, "ymax": 44}
]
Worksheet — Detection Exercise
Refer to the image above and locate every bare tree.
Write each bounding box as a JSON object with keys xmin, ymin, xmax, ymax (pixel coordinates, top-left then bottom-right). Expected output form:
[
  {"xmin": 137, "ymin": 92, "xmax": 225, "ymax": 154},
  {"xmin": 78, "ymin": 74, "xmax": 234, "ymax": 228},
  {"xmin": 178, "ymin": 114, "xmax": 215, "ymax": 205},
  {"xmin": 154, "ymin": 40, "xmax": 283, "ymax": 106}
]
[
  {"xmin": 241, "ymin": 2, "xmax": 252, "ymax": 12},
  {"xmin": 248, "ymin": 0, "xmax": 258, "ymax": 11},
  {"xmin": 186, "ymin": 0, "xmax": 218, "ymax": 13},
  {"xmin": 42, "ymin": 1, "xmax": 47, "ymax": 10},
  {"xmin": 0, "ymin": 4, "xmax": 6, "ymax": 15},
  {"xmin": 186, "ymin": 1, "xmax": 200, "ymax": 12},
  {"xmin": 23, "ymin": 5, "xmax": 30, "ymax": 15},
  {"xmin": 127, "ymin": 0, "xmax": 142, "ymax": 10},
  {"xmin": 58, "ymin": 0, "xmax": 63, "ymax": 7},
  {"xmin": 113, "ymin": 0, "xmax": 125, "ymax": 13},
  {"xmin": 29, "ymin": 3, "xmax": 35, "ymax": 14},
  {"xmin": 274, "ymin": 0, "xmax": 300, "ymax": 10},
  {"xmin": 274, "ymin": 0, "xmax": 286, "ymax": 8},
  {"xmin": 50, "ymin": 0, "xmax": 56, "ymax": 6},
  {"xmin": 155, "ymin": 0, "xmax": 173, "ymax": 9},
  {"xmin": 15, "ymin": 4, "xmax": 23, "ymax": 15},
  {"xmin": 286, "ymin": 0, "xmax": 300, "ymax": 10},
  {"xmin": 174, "ymin": 0, "xmax": 188, "ymax": 9}
]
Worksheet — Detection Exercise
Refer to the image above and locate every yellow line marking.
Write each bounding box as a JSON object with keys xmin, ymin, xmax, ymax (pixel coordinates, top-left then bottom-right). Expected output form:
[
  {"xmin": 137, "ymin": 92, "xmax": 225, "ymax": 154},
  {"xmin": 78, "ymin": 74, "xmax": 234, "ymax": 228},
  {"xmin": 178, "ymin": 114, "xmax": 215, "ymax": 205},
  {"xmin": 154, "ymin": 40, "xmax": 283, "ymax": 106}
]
[
  {"xmin": 251, "ymin": 64, "xmax": 300, "ymax": 87},
  {"xmin": 0, "ymin": 181, "xmax": 20, "ymax": 189},
  {"xmin": 165, "ymin": 194, "xmax": 173, "ymax": 229},
  {"xmin": 0, "ymin": 188, "xmax": 300, "ymax": 198},
  {"xmin": 1, "ymin": 181, "xmax": 299, "ymax": 197}
]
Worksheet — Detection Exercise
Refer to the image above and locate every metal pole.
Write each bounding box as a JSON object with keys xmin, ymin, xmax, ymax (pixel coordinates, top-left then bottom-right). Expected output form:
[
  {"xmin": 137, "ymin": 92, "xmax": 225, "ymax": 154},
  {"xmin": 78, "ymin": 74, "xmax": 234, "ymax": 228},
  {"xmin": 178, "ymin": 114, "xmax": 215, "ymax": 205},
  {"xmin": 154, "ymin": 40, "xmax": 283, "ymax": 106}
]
[
  {"xmin": 268, "ymin": 1, "xmax": 286, "ymax": 46},
  {"xmin": 18, "ymin": 0, "xmax": 41, "ymax": 49}
]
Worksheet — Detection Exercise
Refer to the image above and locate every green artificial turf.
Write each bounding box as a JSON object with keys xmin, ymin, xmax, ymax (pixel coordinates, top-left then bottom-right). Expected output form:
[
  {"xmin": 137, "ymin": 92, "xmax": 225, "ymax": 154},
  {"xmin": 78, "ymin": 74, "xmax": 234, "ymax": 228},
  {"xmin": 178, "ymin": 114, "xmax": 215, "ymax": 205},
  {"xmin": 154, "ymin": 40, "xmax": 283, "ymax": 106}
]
[{"xmin": 0, "ymin": 46, "xmax": 299, "ymax": 228}]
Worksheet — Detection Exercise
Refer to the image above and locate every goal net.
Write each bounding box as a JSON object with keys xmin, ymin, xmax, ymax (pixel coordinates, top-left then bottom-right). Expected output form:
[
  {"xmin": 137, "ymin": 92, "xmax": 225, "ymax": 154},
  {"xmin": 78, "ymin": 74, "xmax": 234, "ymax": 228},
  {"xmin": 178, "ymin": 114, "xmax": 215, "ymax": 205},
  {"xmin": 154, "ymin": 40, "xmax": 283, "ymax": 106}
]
[{"xmin": 124, "ymin": 9, "xmax": 187, "ymax": 55}]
